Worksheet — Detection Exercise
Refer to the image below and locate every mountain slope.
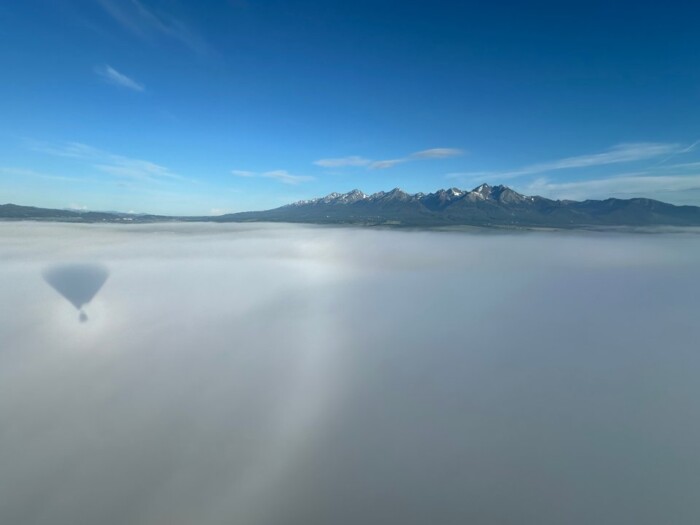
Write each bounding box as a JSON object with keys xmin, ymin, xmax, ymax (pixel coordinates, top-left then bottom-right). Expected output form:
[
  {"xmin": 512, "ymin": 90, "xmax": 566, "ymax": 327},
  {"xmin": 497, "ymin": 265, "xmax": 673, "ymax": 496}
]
[
  {"xmin": 0, "ymin": 204, "xmax": 163, "ymax": 222},
  {"xmin": 215, "ymin": 184, "xmax": 700, "ymax": 227}
]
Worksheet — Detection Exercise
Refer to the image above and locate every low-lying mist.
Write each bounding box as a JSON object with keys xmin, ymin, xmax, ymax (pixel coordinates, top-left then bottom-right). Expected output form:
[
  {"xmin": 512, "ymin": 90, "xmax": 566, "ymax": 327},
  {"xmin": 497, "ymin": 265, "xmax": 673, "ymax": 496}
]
[{"xmin": 1, "ymin": 222, "xmax": 699, "ymax": 525}]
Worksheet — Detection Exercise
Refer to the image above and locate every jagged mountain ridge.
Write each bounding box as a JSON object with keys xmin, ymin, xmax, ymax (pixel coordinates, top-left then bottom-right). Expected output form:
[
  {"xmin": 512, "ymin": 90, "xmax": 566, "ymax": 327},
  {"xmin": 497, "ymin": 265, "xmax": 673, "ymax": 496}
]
[
  {"xmin": 288, "ymin": 184, "xmax": 533, "ymax": 208},
  {"xmin": 4, "ymin": 184, "xmax": 700, "ymax": 227},
  {"xmin": 217, "ymin": 184, "xmax": 700, "ymax": 227}
]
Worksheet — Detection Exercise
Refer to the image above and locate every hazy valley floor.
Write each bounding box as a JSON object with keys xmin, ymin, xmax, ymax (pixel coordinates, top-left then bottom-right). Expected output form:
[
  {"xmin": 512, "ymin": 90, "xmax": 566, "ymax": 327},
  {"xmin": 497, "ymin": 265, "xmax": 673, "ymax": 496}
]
[{"xmin": 1, "ymin": 222, "xmax": 699, "ymax": 525}]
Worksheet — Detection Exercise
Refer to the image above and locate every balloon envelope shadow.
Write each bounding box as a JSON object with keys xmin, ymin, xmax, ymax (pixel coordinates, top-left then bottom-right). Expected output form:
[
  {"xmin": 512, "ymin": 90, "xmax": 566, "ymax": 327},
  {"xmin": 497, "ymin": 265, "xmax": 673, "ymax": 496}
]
[{"xmin": 43, "ymin": 263, "xmax": 109, "ymax": 322}]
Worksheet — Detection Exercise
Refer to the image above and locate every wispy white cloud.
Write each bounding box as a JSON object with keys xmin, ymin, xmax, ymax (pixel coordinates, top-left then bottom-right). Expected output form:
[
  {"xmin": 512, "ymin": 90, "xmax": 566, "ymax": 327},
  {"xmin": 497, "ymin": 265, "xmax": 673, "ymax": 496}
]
[
  {"xmin": 410, "ymin": 148, "xmax": 463, "ymax": 159},
  {"xmin": 94, "ymin": 162, "xmax": 174, "ymax": 180},
  {"xmin": 314, "ymin": 147, "xmax": 464, "ymax": 171},
  {"xmin": 653, "ymin": 139, "xmax": 700, "ymax": 166},
  {"xmin": 369, "ymin": 158, "xmax": 406, "ymax": 169},
  {"xmin": 29, "ymin": 141, "xmax": 185, "ymax": 183},
  {"xmin": 523, "ymin": 172, "xmax": 700, "ymax": 203},
  {"xmin": 661, "ymin": 161, "xmax": 700, "ymax": 170},
  {"xmin": 261, "ymin": 170, "xmax": 314, "ymax": 185},
  {"xmin": 313, "ymin": 156, "xmax": 372, "ymax": 168},
  {"xmin": 97, "ymin": 0, "xmax": 209, "ymax": 55},
  {"xmin": 94, "ymin": 65, "xmax": 144, "ymax": 92},
  {"xmin": 231, "ymin": 169, "xmax": 314, "ymax": 185},
  {"xmin": 0, "ymin": 167, "xmax": 84, "ymax": 183},
  {"xmin": 369, "ymin": 148, "xmax": 464, "ymax": 169},
  {"xmin": 449, "ymin": 142, "xmax": 684, "ymax": 183},
  {"xmin": 508, "ymin": 143, "xmax": 680, "ymax": 176}
]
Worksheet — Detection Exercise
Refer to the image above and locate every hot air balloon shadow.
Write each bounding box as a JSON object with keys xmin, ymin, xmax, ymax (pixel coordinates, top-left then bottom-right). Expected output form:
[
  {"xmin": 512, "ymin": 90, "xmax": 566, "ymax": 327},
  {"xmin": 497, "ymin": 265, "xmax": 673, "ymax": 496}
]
[{"xmin": 43, "ymin": 263, "xmax": 109, "ymax": 322}]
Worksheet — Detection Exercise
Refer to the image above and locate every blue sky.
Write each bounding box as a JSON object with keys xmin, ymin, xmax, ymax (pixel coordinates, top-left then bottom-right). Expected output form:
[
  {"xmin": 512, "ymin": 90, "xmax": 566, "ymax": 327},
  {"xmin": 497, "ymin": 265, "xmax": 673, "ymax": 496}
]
[{"xmin": 1, "ymin": 0, "xmax": 700, "ymax": 215}]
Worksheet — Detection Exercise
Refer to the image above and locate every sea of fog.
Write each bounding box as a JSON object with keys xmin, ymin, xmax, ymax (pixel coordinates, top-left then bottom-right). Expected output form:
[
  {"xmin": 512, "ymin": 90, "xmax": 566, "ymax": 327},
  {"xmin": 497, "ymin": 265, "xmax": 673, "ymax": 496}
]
[{"xmin": 1, "ymin": 222, "xmax": 699, "ymax": 525}]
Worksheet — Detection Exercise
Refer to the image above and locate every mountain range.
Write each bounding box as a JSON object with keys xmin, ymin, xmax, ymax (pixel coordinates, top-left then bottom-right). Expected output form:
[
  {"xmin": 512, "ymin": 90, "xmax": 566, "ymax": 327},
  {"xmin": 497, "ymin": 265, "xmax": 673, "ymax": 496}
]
[
  {"xmin": 214, "ymin": 184, "xmax": 700, "ymax": 228},
  {"xmin": 3, "ymin": 184, "xmax": 700, "ymax": 228}
]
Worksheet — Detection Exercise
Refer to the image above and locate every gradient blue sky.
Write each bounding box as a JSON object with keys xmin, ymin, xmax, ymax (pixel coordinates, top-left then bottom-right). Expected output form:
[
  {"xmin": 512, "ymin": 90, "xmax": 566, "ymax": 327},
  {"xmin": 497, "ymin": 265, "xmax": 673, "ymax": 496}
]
[{"xmin": 1, "ymin": 0, "xmax": 700, "ymax": 215}]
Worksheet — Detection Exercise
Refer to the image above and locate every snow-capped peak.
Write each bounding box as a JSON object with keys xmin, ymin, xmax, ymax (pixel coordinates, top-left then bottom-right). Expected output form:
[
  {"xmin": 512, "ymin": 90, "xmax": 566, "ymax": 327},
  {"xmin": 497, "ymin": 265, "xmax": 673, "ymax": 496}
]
[{"xmin": 288, "ymin": 184, "xmax": 527, "ymax": 207}]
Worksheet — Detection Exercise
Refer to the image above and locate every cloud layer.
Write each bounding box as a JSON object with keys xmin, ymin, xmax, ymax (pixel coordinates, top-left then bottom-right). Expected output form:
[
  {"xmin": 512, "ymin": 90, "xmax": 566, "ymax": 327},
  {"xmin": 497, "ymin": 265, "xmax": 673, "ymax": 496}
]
[{"xmin": 1, "ymin": 223, "xmax": 700, "ymax": 525}]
